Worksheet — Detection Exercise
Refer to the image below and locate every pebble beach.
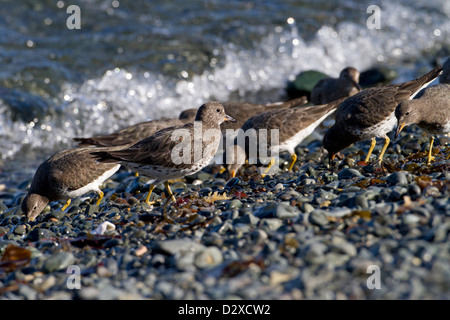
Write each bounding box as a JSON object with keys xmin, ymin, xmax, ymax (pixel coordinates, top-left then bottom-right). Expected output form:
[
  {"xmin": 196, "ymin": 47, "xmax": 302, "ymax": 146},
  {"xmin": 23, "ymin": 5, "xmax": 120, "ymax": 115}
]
[
  {"xmin": 1, "ymin": 122, "xmax": 449, "ymax": 300},
  {"xmin": 0, "ymin": 0, "xmax": 449, "ymax": 302}
]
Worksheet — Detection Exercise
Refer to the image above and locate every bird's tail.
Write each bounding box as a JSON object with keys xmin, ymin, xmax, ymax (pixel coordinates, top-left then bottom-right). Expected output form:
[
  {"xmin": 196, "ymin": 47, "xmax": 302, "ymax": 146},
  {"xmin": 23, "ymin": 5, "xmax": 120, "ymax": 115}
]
[
  {"xmin": 90, "ymin": 151, "xmax": 122, "ymax": 163},
  {"xmin": 400, "ymin": 65, "xmax": 443, "ymax": 100},
  {"xmin": 73, "ymin": 137, "xmax": 101, "ymax": 147},
  {"xmin": 264, "ymin": 96, "xmax": 308, "ymax": 109}
]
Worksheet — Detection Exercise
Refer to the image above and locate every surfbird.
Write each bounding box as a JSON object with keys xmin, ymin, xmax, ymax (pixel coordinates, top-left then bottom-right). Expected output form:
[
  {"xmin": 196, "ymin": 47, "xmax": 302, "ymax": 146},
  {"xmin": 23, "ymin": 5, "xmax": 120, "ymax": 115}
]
[
  {"xmin": 311, "ymin": 67, "xmax": 362, "ymax": 105},
  {"xmin": 395, "ymin": 83, "xmax": 450, "ymax": 164},
  {"xmin": 223, "ymin": 98, "xmax": 344, "ymax": 178},
  {"xmin": 323, "ymin": 65, "xmax": 443, "ymax": 164},
  {"xmin": 92, "ymin": 102, "xmax": 236, "ymax": 206},
  {"xmin": 220, "ymin": 96, "xmax": 308, "ymax": 133},
  {"xmin": 440, "ymin": 57, "xmax": 450, "ymax": 84},
  {"xmin": 74, "ymin": 111, "xmax": 196, "ymax": 148},
  {"xmin": 21, "ymin": 147, "xmax": 121, "ymax": 222},
  {"xmin": 74, "ymin": 97, "xmax": 306, "ymax": 148}
]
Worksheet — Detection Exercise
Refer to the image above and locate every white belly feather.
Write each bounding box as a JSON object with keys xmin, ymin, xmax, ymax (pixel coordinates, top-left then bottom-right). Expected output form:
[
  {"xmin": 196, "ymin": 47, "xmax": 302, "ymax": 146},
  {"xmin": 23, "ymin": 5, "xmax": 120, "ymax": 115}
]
[{"xmin": 66, "ymin": 164, "xmax": 120, "ymax": 198}]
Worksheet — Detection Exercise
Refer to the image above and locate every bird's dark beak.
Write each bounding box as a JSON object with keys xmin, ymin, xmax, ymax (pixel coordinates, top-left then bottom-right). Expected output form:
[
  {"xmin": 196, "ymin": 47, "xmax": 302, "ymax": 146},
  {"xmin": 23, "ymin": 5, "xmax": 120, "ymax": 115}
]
[
  {"xmin": 395, "ymin": 122, "xmax": 405, "ymax": 139},
  {"xmin": 224, "ymin": 114, "xmax": 237, "ymax": 123}
]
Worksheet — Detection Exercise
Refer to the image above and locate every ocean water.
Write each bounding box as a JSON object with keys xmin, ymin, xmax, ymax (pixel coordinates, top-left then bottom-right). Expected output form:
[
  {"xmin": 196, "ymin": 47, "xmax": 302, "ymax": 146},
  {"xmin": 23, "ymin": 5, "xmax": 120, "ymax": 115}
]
[{"xmin": 0, "ymin": 0, "xmax": 449, "ymax": 173}]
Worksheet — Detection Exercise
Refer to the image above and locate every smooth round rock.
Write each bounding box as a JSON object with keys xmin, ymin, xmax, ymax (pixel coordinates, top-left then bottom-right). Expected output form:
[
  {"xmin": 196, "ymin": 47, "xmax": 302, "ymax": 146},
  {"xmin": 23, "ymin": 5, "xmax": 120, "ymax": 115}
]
[{"xmin": 194, "ymin": 247, "xmax": 223, "ymax": 269}]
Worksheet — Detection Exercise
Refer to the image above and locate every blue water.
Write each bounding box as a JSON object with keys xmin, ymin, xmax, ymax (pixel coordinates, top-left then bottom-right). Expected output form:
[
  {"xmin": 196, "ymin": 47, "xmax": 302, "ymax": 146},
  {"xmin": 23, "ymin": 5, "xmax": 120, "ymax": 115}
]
[{"xmin": 0, "ymin": 0, "xmax": 449, "ymax": 170}]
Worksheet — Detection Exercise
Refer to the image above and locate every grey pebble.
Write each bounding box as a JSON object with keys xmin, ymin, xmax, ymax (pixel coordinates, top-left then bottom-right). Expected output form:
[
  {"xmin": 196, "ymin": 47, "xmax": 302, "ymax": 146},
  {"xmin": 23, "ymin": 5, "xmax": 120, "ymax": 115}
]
[
  {"xmin": 13, "ymin": 224, "xmax": 27, "ymax": 235},
  {"xmin": 253, "ymin": 202, "xmax": 300, "ymax": 219},
  {"xmin": 309, "ymin": 209, "xmax": 329, "ymax": 226},
  {"xmin": 194, "ymin": 246, "xmax": 223, "ymax": 269},
  {"xmin": 26, "ymin": 228, "xmax": 56, "ymax": 242},
  {"xmin": 386, "ymin": 172, "xmax": 408, "ymax": 185},
  {"xmin": 337, "ymin": 168, "xmax": 363, "ymax": 179},
  {"xmin": 227, "ymin": 199, "xmax": 242, "ymax": 210},
  {"xmin": 156, "ymin": 239, "xmax": 206, "ymax": 255},
  {"xmin": 43, "ymin": 252, "xmax": 76, "ymax": 273}
]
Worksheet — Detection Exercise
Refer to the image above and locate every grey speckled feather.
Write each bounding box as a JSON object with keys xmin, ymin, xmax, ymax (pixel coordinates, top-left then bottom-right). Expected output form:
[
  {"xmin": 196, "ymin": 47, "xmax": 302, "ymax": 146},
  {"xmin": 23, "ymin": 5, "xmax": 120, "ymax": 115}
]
[
  {"xmin": 92, "ymin": 102, "xmax": 235, "ymax": 182},
  {"xmin": 223, "ymin": 98, "xmax": 344, "ymax": 174},
  {"xmin": 74, "ymin": 117, "xmax": 194, "ymax": 147},
  {"xmin": 221, "ymin": 96, "xmax": 308, "ymax": 132},
  {"xmin": 74, "ymin": 97, "xmax": 307, "ymax": 148},
  {"xmin": 238, "ymin": 97, "xmax": 344, "ymax": 151}
]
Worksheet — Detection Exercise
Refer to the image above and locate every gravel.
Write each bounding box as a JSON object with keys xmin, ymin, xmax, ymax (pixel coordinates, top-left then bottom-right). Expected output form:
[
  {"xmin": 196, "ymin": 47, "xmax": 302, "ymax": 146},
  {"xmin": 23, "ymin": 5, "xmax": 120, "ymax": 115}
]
[{"xmin": 0, "ymin": 122, "xmax": 449, "ymax": 300}]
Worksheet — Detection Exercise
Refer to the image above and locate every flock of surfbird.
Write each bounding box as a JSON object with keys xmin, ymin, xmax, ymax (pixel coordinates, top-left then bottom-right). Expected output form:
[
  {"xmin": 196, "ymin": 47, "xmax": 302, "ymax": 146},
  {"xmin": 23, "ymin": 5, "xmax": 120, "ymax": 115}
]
[{"xmin": 21, "ymin": 58, "xmax": 450, "ymax": 223}]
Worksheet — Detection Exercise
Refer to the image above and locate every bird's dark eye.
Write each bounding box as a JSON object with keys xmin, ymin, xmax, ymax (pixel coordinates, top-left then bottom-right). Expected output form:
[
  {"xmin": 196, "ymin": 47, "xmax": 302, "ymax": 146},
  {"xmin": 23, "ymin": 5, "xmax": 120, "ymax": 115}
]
[
  {"xmin": 406, "ymin": 111, "xmax": 410, "ymax": 116},
  {"xmin": 216, "ymin": 108, "xmax": 221, "ymax": 113}
]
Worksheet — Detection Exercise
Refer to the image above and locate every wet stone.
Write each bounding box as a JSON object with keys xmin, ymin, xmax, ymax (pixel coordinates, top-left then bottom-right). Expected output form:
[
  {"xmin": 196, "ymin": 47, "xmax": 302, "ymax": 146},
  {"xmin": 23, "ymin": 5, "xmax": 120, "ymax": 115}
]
[
  {"xmin": 227, "ymin": 199, "xmax": 242, "ymax": 210},
  {"xmin": 194, "ymin": 246, "xmax": 223, "ymax": 269},
  {"xmin": 253, "ymin": 202, "xmax": 300, "ymax": 219},
  {"xmin": 338, "ymin": 168, "xmax": 363, "ymax": 180},
  {"xmin": 26, "ymin": 228, "xmax": 56, "ymax": 242},
  {"xmin": 13, "ymin": 224, "xmax": 27, "ymax": 235},
  {"xmin": 309, "ymin": 209, "xmax": 329, "ymax": 226},
  {"xmin": 423, "ymin": 186, "xmax": 440, "ymax": 197},
  {"xmin": 260, "ymin": 218, "xmax": 283, "ymax": 231},
  {"xmin": 234, "ymin": 212, "xmax": 259, "ymax": 225},
  {"xmin": 156, "ymin": 239, "xmax": 205, "ymax": 255},
  {"xmin": 43, "ymin": 252, "xmax": 75, "ymax": 273},
  {"xmin": 387, "ymin": 172, "xmax": 408, "ymax": 185},
  {"xmin": 44, "ymin": 210, "xmax": 66, "ymax": 221}
]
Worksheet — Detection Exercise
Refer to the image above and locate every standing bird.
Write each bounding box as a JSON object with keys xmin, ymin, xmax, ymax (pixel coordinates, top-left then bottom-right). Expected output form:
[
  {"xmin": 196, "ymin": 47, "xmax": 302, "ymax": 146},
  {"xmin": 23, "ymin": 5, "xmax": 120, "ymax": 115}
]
[
  {"xmin": 73, "ymin": 113, "xmax": 196, "ymax": 148},
  {"xmin": 395, "ymin": 84, "xmax": 450, "ymax": 164},
  {"xmin": 92, "ymin": 102, "xmax": 236, "ymax": 206},
  {"xmin": 323, "ymin": 65, "xmax": 443, "ymax": 164},
  {"xmin": 220, "ymin": 96, "xmax": 308, "ymax": 133},
  {"xmin": 74, "ymin": 97, "xmax": 307, "ymax": 148},
  {"xmin": 21, "ymin": 147, "xmax": 121, "ymax": 222},
  {"xmin": 311, "ymin": 67, "xmax": 362, "ymax": 105},
  {"xmin": 223, "ymin": 98, "xmax": 344, "ymax": 179}
]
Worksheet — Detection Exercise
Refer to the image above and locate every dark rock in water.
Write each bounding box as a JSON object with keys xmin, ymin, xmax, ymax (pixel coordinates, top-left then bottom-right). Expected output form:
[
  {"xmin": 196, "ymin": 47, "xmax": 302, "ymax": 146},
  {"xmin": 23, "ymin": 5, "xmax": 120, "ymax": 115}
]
[
  {"xmin": 359, "ymin": 67, "xmax": 397, "ymax": 87},
  {"xmin": 285, "ymin": 70, "xmax": 328, "ymax": 99},
  {"xmin": 0, "ymin": 87, "xmax": 50, "ymax": 123}
]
